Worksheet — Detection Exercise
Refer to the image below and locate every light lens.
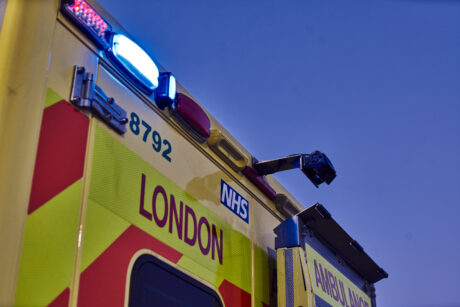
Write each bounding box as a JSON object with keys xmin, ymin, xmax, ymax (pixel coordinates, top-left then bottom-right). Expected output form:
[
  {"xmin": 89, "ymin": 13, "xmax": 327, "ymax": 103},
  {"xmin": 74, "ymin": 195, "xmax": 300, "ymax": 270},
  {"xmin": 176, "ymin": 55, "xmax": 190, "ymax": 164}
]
[
  {"xmin": 110, "ymin": 33, "xmax": 159, "ymax": 93},
  {"xmin": 154, "ymin": 73, "xmax": 176, "ymax": 109},
  {"xmin": 175, "ymin": 93, "xmax": 210, "ymax": 139},
  {"xmin": 168, "ymin": 75, "xmax": 176, "ymax": 101}
]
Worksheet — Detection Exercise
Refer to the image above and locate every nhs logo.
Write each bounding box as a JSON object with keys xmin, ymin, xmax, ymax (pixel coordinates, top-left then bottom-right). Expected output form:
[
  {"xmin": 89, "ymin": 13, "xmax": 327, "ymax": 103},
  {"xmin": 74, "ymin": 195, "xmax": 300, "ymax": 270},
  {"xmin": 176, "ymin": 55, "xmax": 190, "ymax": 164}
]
[{"xmin": 220, "ymin": 180, "xmax": 249, "ymax": 223}]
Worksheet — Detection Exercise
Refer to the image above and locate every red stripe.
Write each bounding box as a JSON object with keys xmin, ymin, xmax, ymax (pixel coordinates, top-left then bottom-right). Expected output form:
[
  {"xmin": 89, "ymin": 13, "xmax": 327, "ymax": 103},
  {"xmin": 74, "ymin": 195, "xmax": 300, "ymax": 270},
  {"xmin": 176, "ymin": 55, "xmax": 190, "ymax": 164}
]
[
  {"xmin": 218, "ymin": 279, "xmax": 251, "ymax": 307},
  {"xmin": 28, "ymin": 100, "xmax": 89, "ymax": 214},
  {"xmin": 48, "ymin": 288, "xmax": 69, "ymax": 307},
  {"xmin": 77, "ymin": 225, "xmax": 182, "ymax": 307}
]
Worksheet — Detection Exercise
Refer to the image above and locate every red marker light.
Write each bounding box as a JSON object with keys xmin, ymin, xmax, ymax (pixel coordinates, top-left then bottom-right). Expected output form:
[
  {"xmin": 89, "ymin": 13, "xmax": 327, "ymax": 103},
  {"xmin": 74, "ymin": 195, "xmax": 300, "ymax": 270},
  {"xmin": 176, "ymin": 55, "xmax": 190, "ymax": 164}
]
[
  {"xmin": 174, "ymin": 93, "xmax": 211, "ymax": 141},
  {"xmin": 242, "ymin": 166, "xmax": 277, "ymax": 200},
  {"xmin": 62, "ymin": 0, "xmax": 111, "ymax": 48}
]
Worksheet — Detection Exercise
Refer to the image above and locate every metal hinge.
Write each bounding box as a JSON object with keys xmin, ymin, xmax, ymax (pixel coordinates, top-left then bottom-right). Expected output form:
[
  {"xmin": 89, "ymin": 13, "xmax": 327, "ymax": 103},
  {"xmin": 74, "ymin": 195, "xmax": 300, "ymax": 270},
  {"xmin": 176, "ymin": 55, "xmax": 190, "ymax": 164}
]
[{"xmin": 70, "ymin": 65, "xmax": 128, "ymax": 134}]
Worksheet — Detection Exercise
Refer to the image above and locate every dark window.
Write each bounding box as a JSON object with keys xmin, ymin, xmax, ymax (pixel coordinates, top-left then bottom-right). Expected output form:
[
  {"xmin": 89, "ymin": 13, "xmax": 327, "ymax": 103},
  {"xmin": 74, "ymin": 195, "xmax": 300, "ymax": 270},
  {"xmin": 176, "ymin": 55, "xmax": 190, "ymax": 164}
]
[{"xmin": 129, "ymin": 254, "xmax": 223, "ymax": 307}]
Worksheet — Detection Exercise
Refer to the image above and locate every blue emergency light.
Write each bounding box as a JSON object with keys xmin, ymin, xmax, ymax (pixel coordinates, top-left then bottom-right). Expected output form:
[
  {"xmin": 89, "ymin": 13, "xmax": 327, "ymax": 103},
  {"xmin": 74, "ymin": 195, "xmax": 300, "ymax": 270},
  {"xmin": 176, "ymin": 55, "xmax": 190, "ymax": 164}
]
[
  {"xmin": 62, "ymin": 1, "xmax": 178, "ymax": 103},
  {"xmin": 155, "ymin": 72, "xmax": 177, "ymax": 109},
  {"xmin": 108, "ymin": 33, "xmax": 159, "ymax": 94}
]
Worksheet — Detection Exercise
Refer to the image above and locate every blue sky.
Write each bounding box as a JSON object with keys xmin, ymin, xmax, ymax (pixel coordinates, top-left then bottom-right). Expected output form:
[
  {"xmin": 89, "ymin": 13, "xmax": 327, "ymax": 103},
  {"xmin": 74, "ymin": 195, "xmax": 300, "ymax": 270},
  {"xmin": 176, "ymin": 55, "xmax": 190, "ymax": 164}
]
[{"xmin": 99, "ymin": 0, "xmax": 460, "ymax": 306}]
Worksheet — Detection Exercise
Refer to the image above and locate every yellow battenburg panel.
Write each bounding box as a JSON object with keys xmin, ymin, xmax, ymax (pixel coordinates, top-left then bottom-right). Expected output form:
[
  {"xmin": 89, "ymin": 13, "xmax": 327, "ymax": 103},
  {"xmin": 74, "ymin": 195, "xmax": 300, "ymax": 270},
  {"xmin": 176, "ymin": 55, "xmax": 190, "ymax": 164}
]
[
  {"xmin": 44, "ymin": 88, "xmax": 64, "ymax": 109},
  {"xmin": 254, "ymin": 245, "xmax": 274, "ymax": 306},
  {"xmin": 305, "ymin": 244, "xmax": 372, "ymax": 307},
  {"xmin": 15, "ymin": 87, "xmax": 90, "ymax": 306},
  {"xmin": 80, "ymin": 199, "xmax": 131, "ymax": 272},
  {"xmin": 15, "ymin": 180, "xmax": 82, "ymax": 306},
  {"xmin": 87, "ymin": 125, "xmax": 252, "ymax": 293}
]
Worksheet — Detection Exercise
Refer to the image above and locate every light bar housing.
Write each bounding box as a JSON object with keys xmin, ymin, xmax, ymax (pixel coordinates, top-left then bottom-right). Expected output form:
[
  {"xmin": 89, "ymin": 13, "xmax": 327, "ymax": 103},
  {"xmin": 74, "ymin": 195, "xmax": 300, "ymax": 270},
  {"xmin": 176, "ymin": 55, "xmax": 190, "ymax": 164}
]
[
  {"xmin": 107, "ymin": 33, "xmax": 159, "ymax": 95},
  {"xmin": 61, "ymin": 0, "xmax": 111, "ymax": 48}
]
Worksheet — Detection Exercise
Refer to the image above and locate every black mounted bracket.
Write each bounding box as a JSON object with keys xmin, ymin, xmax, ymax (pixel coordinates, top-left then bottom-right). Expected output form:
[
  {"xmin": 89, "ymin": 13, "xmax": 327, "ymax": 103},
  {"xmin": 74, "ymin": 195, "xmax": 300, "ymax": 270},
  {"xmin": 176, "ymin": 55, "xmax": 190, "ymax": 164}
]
[{"xmin": 253, "ymin": 151, "xmax": 336, "ymax": 188}]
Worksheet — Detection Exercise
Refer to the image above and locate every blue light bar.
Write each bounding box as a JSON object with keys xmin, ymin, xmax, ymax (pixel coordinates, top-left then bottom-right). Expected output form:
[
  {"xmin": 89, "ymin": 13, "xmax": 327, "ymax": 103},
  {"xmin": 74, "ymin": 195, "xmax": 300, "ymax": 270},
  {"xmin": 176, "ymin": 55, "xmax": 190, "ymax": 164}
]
[{"xmin": 108, "ymin": 33, "xmax": 159, "ymax": 94}]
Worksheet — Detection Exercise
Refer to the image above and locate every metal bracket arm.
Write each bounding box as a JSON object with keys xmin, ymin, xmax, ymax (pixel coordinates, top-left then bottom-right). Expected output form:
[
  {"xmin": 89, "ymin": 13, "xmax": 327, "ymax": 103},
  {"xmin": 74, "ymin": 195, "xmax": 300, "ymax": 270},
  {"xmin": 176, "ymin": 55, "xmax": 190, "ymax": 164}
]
[{"xmin": 253, "ymin": 154, "xmax": 303, "ymax": 176}]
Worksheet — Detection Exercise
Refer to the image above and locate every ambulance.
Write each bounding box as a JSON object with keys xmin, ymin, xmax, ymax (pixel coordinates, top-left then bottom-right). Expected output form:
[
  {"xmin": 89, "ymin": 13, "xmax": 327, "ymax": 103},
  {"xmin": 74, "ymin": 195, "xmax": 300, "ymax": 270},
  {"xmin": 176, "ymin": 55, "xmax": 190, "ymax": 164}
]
[{"xmin": 0, "ymin": 0, "xmax": 388, "ymax": 306}]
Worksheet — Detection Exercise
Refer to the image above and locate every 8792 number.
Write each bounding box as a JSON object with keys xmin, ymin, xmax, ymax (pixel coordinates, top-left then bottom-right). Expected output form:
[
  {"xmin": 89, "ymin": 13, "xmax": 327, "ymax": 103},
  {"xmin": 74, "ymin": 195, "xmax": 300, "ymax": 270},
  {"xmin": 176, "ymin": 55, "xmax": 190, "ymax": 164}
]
[{"xmin": 129, "ymin": 112, "xmax": 172, "ymax": 162}]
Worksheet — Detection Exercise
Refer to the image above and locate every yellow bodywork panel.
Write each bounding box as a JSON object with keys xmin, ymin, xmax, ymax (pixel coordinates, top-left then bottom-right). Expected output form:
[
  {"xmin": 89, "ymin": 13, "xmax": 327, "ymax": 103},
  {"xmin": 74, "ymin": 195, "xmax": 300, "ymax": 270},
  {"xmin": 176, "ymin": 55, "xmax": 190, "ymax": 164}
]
[
  {"xmin": 15, "ymin": 179, "xmax": 82, "ymax": 306},
  {"xmin": 305, "ymin": 244, "xmax": 372, "ymax": 307},
  {"xmin": 80, "ymin": 199, "xmax": 131, "ymax": 273},
  {"xmin": 0, "ymin": 0, "xmax": 307, "ymax": 305},
  {"xmin": 277, "ymin": 246, "xmax": 316, "ymax": 307},
  {"xmin": 253, "ymin": 244, "xmax": 275, "ymax": 307},
  {"xmin": 86, "ymin": 125, "xmax": 252, "ymax": 292},
  {"xmin": 0, "ymin": 0, "xmax": 59, "ymax": 304}
]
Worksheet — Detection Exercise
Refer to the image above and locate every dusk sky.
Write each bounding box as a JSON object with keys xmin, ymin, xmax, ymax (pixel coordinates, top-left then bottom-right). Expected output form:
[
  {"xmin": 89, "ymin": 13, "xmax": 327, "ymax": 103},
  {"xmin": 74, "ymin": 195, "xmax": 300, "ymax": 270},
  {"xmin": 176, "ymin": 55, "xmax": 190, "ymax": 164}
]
[{"xmin": 98, "ymin": 1, "xmax": 460, "ymax": 306}]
